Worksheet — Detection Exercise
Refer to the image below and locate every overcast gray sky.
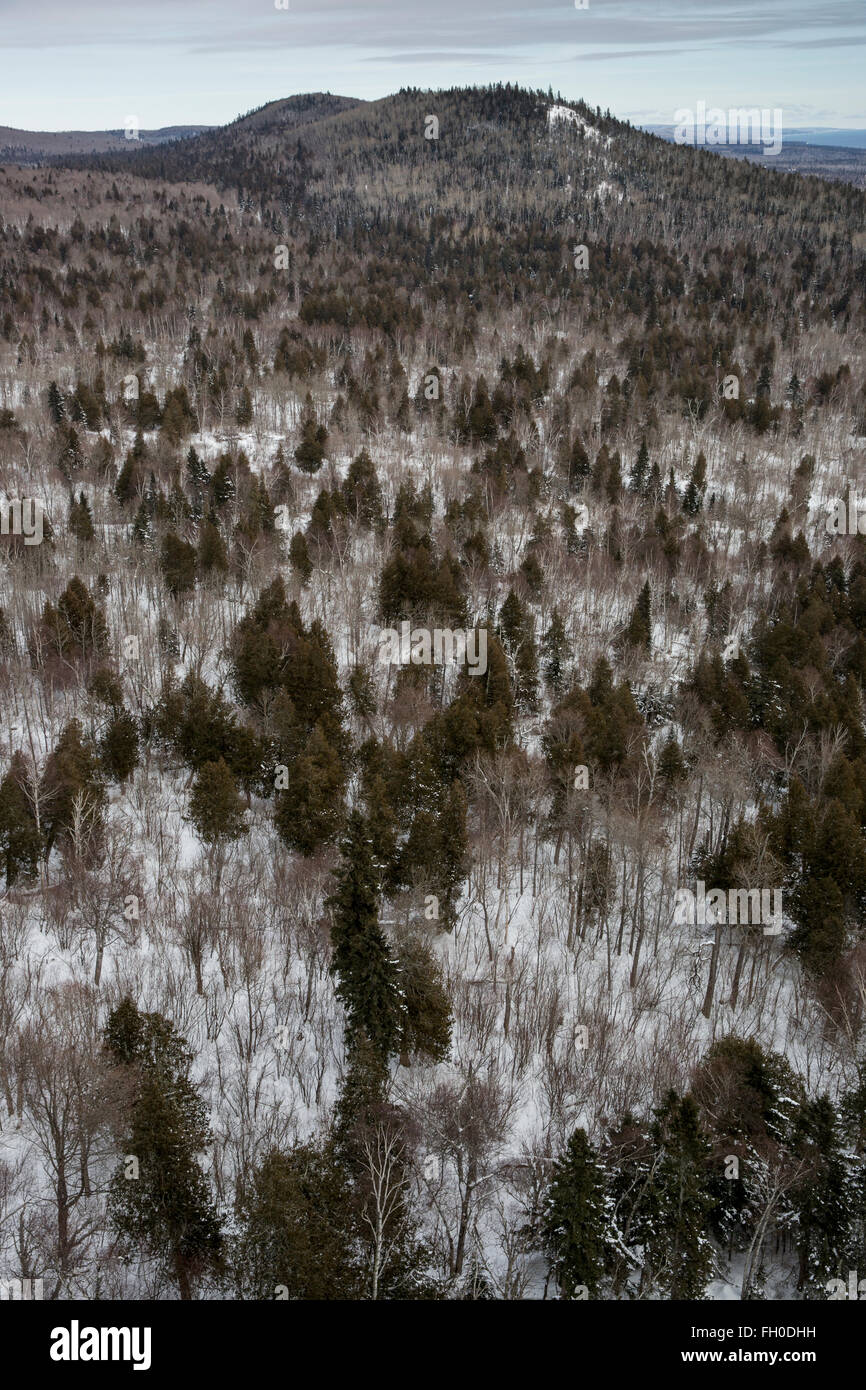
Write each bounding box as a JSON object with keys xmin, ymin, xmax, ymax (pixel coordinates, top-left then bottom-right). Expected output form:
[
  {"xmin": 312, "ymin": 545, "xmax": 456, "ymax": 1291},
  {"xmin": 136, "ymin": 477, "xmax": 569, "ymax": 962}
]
[{"xmin": 2, "ymin": 0, "xmax": 865, "ymax": 131}]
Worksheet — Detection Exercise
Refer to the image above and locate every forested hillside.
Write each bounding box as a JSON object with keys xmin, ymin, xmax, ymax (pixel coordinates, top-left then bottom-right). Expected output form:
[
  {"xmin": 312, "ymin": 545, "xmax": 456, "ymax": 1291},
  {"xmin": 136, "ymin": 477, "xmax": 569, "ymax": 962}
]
[{"xmin": 1, "ymin": 84, "xmax": 865, "ymax": 1300}]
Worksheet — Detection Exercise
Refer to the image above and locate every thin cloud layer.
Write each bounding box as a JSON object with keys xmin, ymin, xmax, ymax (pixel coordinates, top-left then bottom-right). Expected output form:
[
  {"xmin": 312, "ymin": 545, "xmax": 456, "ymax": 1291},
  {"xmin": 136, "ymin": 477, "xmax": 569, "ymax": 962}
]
[{"xmin": 2, "ymin": 0, "xmax": 864, "ymax": 129}]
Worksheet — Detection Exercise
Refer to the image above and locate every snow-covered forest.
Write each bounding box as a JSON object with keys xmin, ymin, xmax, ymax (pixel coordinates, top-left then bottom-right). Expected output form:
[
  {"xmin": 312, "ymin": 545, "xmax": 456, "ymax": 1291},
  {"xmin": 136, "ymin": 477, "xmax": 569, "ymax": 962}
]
[{"xmin": 1, "ymin": 85, "xmax": 865, "ymax": 1301}]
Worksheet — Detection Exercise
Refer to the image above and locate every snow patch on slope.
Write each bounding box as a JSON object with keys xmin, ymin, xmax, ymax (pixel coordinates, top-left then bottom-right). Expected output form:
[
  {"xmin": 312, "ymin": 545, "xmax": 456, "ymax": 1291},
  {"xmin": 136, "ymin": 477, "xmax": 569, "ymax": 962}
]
[
  {"xmin": 548, "ymin": 104, "xmax": 601, "ymax": 139},
  {"xmin": 595, "ymin": 179, "xmax": 623, "ymax": 202}
]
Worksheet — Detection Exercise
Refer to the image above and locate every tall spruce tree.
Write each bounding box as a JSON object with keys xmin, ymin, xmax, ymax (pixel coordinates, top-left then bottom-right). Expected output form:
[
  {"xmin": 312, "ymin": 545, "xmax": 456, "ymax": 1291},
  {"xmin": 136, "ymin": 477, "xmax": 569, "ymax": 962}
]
[
  {"xmin": 629, "ymin": 437, "xmax": 650, "ymax": 495},
  {"xmin": 274, "ymin": 723, "xmax": 345, "ymax": 855},
  {"xmin": 160, "ymin": 531, "xmax": 197, "ymax": 599},
  {"xmin": 792, "ymin": 1096, "xmax": 856, "ymax": 1294},
  {"xmin": 644, "ymin": 1091, "xmax": 714, "ymax": 1299},
  {"xmin": 567, "ymin": 434, "xmax": 591, "ymax": 491},
  {"xmin": 542, "ymin": 1128, "xmax": 610, "ymax": 1298},
  {"xmin": 188, "ymin": 758, "xmax": 247, "ymax": 887},
  {"xmin": 69, "ymin": 491, "xmax": 95, "ymax": 543},
  {"xmin": 498, "ymin": 588, "xmax": 539, "ymax": 712},
  {"xmin": 542, "ymin": 607, "xmax": 569, "ymax": 697},
  {"xmin": 233, "ymin": 1142, "xmax": 361, "ymax": 1299},
  {"xmin": 105, "ymin": 999, "xmax": 222, "ymax": 1300},
  {"xmin": 294, "ymin": 397, "xmax": 327, "ymax": 473},
  {"xmin": 682, "ymin": 452, "xmax": 707, "ymax": 516},
  {"xmin": 624, "ymin": 579, "xmax": 652, "ymax": 652},
  {"xmin": 327, "ymin": 809, "xmax": 400, "ymax": 1062},
  {"xmin": 40, "ymin": 720, "xmax": 105, "ymax": 856},
  {"xmin": 0, "ymin": 751, "xmax": 42, "ymax": 885},
  {"xmin": 394, "ymin": 935, "xmax": 452, "ymax": 1065},
  {"xmin": 100, "ymin": 709, "xmax": 140, "ymax": 784}
]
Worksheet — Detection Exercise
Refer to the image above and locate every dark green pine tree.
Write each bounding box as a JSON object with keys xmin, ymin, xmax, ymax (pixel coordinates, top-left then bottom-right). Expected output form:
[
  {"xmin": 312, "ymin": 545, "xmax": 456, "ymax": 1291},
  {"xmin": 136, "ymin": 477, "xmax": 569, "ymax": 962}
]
[
  {"xmin": 629, "ymin": 436, "xmax": 650, "ymax": 495},
  {"xmin": 682, "ymin": 452, "xmax": 707, "ymax": 516},
  {"xmin": 430, "ymin": 777, "xmax": 469, "ymax": 928},
  {"xmin": 466, "ymin": 375, "xmax": 496, "ymax": 443},
  {"xmin": 100, "ymin": 709, "xmax": 140, "ymax": 784},
  {"xmin": 792, "ymin": 1096, "xmax": 856, "ymax": 1294},
  {"xmin": 47, "ymin": 380, "xmax": 65, "ymax": 425},
  {"xmin": 332, "ymin": 1030, "xmax": 392, "ymax": 1151},
  {"xmin": 467, "ymin": 625, "xmax": 514, "ymax": 746},
  {"xmin": 542, "ymin": 607, "xmax": 569, "ymax": 697},
  {"xmin": 235, "ymin": 385, "xmax": 253, "ymax": 427},
  {"xmin": 131, "ymin": 499, "xmax": 154, "ymax": 548},
  {"xmin": 289, "ymin": 529, "xmax": 313, "ymax": 584},
  {"xmin": 542, "ymin": 1127, "xmax": 610, "ymax": 1299},
  {"xmin": 0, "ymin": 751, "xmax": 42, "ymax": 886},
  {"xmin": 624, "ymin": 579, "xmax": 652, "ymax": 652},
  {"xmin": 40, "ymin": 576, "xmax": 109, "ymax": 666},
  {"xmin": 274, "ymin": 723, "xmax": 345, "ymax": 855},
  {"xmin": 105, "ymin": 998, "xmax": 223, "ymax": 1300},
  {"xmin": 341, "ymin": 448, "xmax": 385, "ymax": 530},
  {"xmin": 644, "ymin": 1091, "xmax": 714, "ymax": 1299},
  {"xmin": 196, "ymin": 517, "xmax": 228, "ymax": 579},
  {"xmin": 567, "ymin": 435, "xmax": 591, "ymax": 491},
  {"xmin": 210, "ymin": 455, "xmax": 236, "ymax": 509},
  {"xmin": 188, "ymin": 758, "xmax": 247, "ymax": 889},
  {"xmin": 294, "ymin": 397, "xmax": 328, "ymax": 473},
  {"xmin": 360, "ymin": 768, "xmax": 399, "ymax": 890},
  {"xmin": 657, "ymin": 731, "xmax": 687, "ymax": 787},
  {"xmin": 327, "ymin": 809, "xmax": 401, "ymax": 1062},
  {"xmin": 186, "ymin": 446, "xmax": 210, "ymax": 492},
  {"xmin": 40, "ymin": 719, "xmax": 105, "ymax": 856},
  {"xmin": 160, "ymin": 531, "xmax": 197, "ymax": 599},
  {"xmin": 233, "ymin": 1142, "xmax": 362, "ymax": 1300},
  {"xmin": 114, "ymin": 450, "xmax": 138, "ymax": 505},
  {"xmin": 69, "ymin": 491, "xmax": 95, "ymax": 543},
  {"xmin": 394, "ymin": 935, "xmax": 452, "ymax": 1065},
  {"xmin": 498, "ymin": 588, "xmax": 539, "ymax": 711},
  {"xmin": 188, "ymin": 758, "xmax": 247, "ymax": 846},
  {"xmin": 646, "ymin": 460, "xmax": 662, "ymax": 502}
]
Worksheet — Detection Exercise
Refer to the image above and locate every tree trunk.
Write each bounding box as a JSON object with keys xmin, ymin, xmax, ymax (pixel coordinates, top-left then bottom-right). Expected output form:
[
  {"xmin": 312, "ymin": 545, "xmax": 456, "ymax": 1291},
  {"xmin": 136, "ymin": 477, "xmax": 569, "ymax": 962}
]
[
  {"xmin": 174, "ymin": 1250, "xmax": 193, "ymax": 1301},
  {"xmin": 701, "ymin": 923, "xmax": 722, "ymax": 1018},
  {"xmin": 454, "ymin": 1155, "xmax": 476, "ymax": 1278}
]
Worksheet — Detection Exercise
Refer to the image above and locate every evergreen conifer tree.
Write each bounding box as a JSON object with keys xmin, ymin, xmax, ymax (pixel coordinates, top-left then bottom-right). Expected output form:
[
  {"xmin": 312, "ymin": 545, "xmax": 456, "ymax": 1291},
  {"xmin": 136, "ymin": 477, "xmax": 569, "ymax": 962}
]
[
  {"xmin": 160, "ymin": 532, "xmax": 197, "ymax": 598},
  {"xmin": 69, "ymin": 491, "xmax": 95, "ymax": 543},
  {"xmin": 624, "ymin": 580, "xmax": 652, "ymax": 652},
  {"xmin": 644, "ymin": 1091, "xmax": 714, "ymax": 1298},
  {"xmin": 542, "ymin": 1127, "xmax": 610, "ymax": 1298},
  {"xmin": 105, "ymin": 999, "xmax": 222, "ymax": 1300},
  {"xmin": 327, "ymin": 809, "xmax": 401, "ymax": 1061},
  {"xmin": 274, "ymin": 724, "xmax": 345, "ymax": 855},
  {"xmin": 0, "ymin": 751, "xmax": 42, "ymax": 885},
  {"xmin": 189, "ymin": 758, "xmax": 247, "ymax": 847},
  {"xmin": 542, "ymin": 607, "xmax": 569, "ymax": 697},
  {"xmin": 498, "ymin": 589, "xmax": 539, "ymax": 711},
  {"xmin": 629, "ymin": 437, "xmax": 650, "ymax": 494}
]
